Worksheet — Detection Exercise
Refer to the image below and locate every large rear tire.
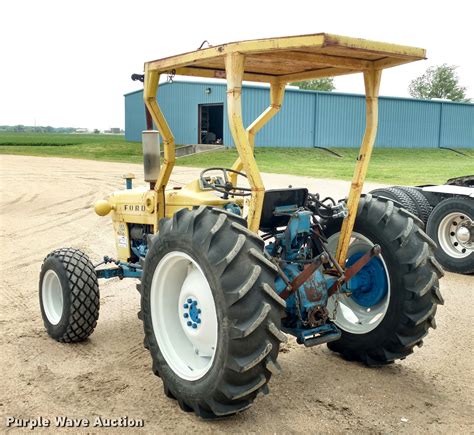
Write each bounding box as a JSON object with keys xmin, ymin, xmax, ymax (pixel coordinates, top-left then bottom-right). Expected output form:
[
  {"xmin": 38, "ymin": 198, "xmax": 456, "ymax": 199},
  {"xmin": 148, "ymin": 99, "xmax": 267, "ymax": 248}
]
[
  {"xmin": 324, "ymin": 195, "xmax": 444, "ymax": 365},
  {"xmin": 39, "ymin": 248, "xmax": 100, "ymax": 342},
  {"xmin": 141, "ymin": 206, "xmax": 285, "ymax": 418}
]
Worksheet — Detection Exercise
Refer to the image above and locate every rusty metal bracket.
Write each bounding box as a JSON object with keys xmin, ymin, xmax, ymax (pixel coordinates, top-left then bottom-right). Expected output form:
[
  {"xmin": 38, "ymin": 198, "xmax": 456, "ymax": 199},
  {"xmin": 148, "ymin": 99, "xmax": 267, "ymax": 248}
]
[
  {"xmin": 327, "ymin": 244, "xmax": 381, "ymax": 297},
  {"xmin": 279, "ymin": 253, "xmax": 328, "ymax": 300}
]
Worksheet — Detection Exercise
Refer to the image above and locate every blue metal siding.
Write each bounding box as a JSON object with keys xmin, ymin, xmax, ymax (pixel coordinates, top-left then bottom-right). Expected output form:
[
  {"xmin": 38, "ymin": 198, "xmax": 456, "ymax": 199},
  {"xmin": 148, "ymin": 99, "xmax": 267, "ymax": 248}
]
[
  {"xmin": 125, "ymin": 91, "xmax": 147, "ymax": 142},
  {"xmin": 124, "ymin": 81, "xmax": 474, "ymax": 148},
  {"xmin": 440, "ymin": 103, "xmax": 474, "ymax": 147},
  {"xmin": 377, "ymin": 98, "xmax": 441, "ymax": 148},
  {"xmin": 316, "ymin": 93, "xmax": 365, "ymax": 148},
  {"xmin": 159, "ymin": 82, "xmax": 228, "ymax": 145}
]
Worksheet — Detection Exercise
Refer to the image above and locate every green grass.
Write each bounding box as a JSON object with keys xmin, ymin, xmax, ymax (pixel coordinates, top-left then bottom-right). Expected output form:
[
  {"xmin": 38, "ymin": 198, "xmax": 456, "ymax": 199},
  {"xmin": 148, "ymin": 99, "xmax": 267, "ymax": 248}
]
[
  {"xmin": 178, "ymin": 147, "xmax": 474, "ymax": 185},
  {"xmin": 0, "ymin": 133, "xmax": 144, "ymax": 163},
  {"xmin": 1, "ymin": 132, "xmax": 472, "ymax": 185}
]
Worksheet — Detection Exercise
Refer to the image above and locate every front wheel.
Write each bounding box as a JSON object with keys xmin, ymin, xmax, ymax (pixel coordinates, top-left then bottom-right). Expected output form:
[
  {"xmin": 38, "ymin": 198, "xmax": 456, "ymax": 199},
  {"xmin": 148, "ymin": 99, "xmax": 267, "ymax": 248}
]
[
  {"xmin": 39, "ymin": 248, "xmax": 100, "ymax": 342},
  {"xmin": 141, "ymin": 207, "xmax": 285, "ymax": 418},
  {"xmin": 324, "ymin": 195, "xmax": 444, "ymax": 365}
]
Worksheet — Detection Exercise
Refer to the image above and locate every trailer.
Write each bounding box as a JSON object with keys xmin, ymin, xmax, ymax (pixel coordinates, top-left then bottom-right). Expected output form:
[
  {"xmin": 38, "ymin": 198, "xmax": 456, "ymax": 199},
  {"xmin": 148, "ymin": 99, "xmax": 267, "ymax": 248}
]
[{"xmin": 371, "ymin": 176, "xmax": 473, "ymax": 274}]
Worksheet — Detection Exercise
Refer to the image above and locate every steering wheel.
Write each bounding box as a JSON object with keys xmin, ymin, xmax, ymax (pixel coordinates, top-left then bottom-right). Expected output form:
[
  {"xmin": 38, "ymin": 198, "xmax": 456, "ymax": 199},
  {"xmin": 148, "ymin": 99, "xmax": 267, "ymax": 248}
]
[{"xmin": 200, "ymin": 167, "xmax": 251, "ymax": 198}]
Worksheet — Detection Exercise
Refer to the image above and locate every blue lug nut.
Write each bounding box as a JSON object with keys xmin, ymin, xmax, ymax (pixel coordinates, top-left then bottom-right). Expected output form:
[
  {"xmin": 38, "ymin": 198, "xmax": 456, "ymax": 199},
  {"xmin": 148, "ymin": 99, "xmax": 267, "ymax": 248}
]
[
  {"xmin": 193, "ymin": 300, "xmax": 198, "ymax": 306},
  {"xmin": 183, "ymin": 303, "xmax": 189, "ymax": 309},
  {"xmin": 197, "ymin": 309, "xmax": 201, "ymax": 314},
  {"xmin": 187, "ymin": 321, "xmax": 192, "ymax": 326},
  {"xmin": 192, "ymin": 323, "xmax": 197, "ymax": 329},
  {"xmin": 183, "ymin": 313, "xmax": 189, "ymax": 318},
  {"xmin": 197, "ymin": 319, "xmax": 201, "ymax": 324},
  {"xmin": 187, "ymin": 298, "xmax": 192, "ymax": 304}
]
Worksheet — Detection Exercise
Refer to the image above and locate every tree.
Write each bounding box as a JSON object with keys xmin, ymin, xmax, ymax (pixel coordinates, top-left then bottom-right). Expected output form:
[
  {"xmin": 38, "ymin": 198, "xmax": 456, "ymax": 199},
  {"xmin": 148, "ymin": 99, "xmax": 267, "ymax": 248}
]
[
  {"xmin": 409, "ymin": 64, "xmax": 470, "ymax": 102},
  {"xmin": 290, "ymin": 77, "xmax": 335, "ymax": 91}
]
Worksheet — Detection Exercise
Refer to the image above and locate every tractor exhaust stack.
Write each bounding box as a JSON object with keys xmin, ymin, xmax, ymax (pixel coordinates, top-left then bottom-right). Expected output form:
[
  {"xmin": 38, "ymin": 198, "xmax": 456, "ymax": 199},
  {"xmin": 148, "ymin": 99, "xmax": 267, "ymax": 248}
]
[{"xmin": 142, "ymin": 130, "xmax": 161, "ymax": 184}]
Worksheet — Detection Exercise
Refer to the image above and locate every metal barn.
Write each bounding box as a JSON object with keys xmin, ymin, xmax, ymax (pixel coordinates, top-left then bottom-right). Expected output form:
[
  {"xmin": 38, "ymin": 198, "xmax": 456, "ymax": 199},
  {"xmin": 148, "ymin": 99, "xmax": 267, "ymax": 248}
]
[{"xmin": 124, "ymin": 80, "xmax": 474, "ymax": 148}]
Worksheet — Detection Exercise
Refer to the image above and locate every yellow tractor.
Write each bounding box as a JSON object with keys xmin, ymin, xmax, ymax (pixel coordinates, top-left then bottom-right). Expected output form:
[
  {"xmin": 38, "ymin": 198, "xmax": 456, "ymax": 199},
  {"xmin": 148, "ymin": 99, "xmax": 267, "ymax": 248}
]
[{"xmin": 39, "ymin": 33, "xmax": 444, "ymax": 419}]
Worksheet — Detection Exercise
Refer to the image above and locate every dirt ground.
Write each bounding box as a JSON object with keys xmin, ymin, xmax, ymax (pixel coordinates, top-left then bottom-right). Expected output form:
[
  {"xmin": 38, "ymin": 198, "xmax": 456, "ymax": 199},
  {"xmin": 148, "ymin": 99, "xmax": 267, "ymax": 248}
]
[{"xmin": 1, "ymin": 155, "xmax": 473, "ymax": 434}]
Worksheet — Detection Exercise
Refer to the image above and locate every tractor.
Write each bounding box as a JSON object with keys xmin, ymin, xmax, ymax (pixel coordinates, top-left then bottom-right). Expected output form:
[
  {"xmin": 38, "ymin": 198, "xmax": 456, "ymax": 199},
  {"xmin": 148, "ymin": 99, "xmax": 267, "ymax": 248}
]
[{"xmin": 39, "ymin": 33, "xmax": 444, "ymax": 419}]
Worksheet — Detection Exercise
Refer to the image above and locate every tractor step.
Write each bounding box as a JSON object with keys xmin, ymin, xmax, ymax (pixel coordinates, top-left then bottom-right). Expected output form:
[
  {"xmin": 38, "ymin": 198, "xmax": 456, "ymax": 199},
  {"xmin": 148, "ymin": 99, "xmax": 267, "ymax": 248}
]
[{"xmin": 283, "ymin": 323, "xmax": 341, "ymax": 347}]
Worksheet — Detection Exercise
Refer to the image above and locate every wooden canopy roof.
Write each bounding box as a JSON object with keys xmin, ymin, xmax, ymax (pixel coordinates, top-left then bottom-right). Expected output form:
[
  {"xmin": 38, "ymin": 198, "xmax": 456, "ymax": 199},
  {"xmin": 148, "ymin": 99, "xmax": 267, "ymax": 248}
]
[{"xmin": 144, "ymin": 33, "xmax": 426, "ymax": 83}]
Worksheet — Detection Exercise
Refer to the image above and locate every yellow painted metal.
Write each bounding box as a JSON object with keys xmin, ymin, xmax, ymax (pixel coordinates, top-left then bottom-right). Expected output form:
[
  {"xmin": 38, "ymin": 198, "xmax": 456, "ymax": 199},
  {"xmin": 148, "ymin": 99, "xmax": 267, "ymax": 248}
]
[
  {"xmin": 94, "ymin": 199, "xmax": 114, "ymax": 216},
  {"xmin": 99, "ymin": 187, "xmax": 158, "ymax": 261},
  {"xmin": 113, "ymin": 221, "xmax": 131, "ymax": 261},
  {"xmin": 174, "ymin": 67, "xmax": 274, "ymax": 84},
  {"xmin": 146, "ymin": 34, "xmax": 327, "ymax": 72},
  {"xmin": 225, "ymin": 52, "xmax": 267, "ymax": 232},
  {"xmin": 165, "ymin": 179, "xmax": 244, "ymax": 218},
  {"xmin": 96, "ymin": 180, "xmax": 243, "ymax": 261},
  {"xmin": 137, "ymin": 32, "xmax": 425, "ymax": 264},
  {"xmin": 143, "ymin": 66, "xmax": 175, "ymax": 224},
  {"xmin": 145, "ymin": 33, "xmax": 425, "ymax": 78},
  {"xmin": 335, "ymin": 68, "xmax": 382, "ymax": 266}
]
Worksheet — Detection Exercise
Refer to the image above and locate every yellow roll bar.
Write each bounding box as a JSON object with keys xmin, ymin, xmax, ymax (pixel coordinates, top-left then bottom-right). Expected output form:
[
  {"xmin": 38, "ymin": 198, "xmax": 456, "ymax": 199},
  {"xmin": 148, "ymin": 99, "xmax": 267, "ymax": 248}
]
[{"xmin": 143, "ymin": 32, "xmax": 425, "ymax": 265}]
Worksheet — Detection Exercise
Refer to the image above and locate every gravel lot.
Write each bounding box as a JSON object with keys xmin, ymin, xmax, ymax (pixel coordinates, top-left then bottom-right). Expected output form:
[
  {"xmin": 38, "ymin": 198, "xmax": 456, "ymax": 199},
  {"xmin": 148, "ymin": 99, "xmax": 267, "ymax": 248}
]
[{"xmin": 1, "ymin": 155, "xmax": 473, "ymax": 433}]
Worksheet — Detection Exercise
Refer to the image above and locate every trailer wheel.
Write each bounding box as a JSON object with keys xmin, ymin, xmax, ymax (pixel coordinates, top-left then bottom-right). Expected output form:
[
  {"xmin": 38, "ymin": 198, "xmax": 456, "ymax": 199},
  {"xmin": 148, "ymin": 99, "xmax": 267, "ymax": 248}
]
[
  {"xmin": 393, "ymin": 186, "xmax": 432, "ymax": 225},
  {"xmin": 426, "ymin": 197, "xmax": 474, "ymax": 274},
  {"xmin": 141, "ymin": 206, "xmax": 285, "ymax": 419},
  {"xmin": 324, "ymin": 195, "xmax": 444, "ymax": 365},
  {"xmin": 39, "ymin": 248, "xmax": 100, "ymax": 342}
]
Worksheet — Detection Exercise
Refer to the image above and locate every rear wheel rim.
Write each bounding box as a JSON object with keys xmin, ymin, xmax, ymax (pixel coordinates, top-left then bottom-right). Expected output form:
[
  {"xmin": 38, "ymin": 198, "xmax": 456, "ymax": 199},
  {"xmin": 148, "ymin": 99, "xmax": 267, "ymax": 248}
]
[
  {"xmin": 42, "ymin": 269, "xmax": 64, "ymax": 325},
  {"xmin": 326, "ymin": 232, "xmax": 391, "ymax": 334},
  {"xmin": 150, "ymin": 251, "xmax": 218, "ymax": 381},
  {"xmin": 438, "ymin": 212, "xmax": 473, "ymax": 259}
]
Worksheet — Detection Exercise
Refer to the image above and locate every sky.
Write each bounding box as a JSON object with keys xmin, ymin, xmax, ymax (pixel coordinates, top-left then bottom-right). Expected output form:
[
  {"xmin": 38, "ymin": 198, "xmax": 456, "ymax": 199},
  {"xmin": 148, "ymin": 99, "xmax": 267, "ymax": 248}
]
[{"xmin": 1, "ymin": 0, "xmax": 473, "ymax": 130}]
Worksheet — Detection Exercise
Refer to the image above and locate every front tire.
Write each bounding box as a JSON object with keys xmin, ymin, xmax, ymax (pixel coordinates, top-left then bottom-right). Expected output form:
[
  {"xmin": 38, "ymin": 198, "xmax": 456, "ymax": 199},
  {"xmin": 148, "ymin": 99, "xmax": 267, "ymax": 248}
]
[
  {"xmin": 426, "ymin": 197, "xmax": 474, "ymax": 274},
  {"xmin": 324, "ymin": 195, "xmax": 444, "ymax": 365},
  {"xmin": 39, "ymin": 248, "xmax": 100, "ymax": 342},
  {"xmin": 141, "ymin": 206, "xmax": 285, "ymax": 418}
]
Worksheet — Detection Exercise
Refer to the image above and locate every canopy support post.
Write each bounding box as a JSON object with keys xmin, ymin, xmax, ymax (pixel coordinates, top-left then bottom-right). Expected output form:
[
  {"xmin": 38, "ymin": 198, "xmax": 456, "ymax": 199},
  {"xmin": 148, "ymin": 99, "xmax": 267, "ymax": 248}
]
[
  {"xmin": 225, "ymin": 53, "xmax": 268, "ymax": 233},
  {"xmin": 229, "ymin": 81, "xmax": 286, "ymax": 185},
  {"xmin": 336, "ymin": 68, "xmax": 382, "ymax": 266},
  {"xmin": 143, "ymin": 66, "xmax": 176, "ymax": 221}
]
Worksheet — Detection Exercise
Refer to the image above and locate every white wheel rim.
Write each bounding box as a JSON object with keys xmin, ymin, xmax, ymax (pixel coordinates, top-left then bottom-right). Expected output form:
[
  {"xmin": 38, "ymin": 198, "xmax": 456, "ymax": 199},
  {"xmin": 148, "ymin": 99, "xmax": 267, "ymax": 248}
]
[
  {"xmin": 42, "ymin": 269, "xmax": 64, "ymax": 325},
  {"xmin": 437, "ymin": 212, "xmax": 473, "ymax": 259},
  {"xmin": 150, "ymin": 251, "xmax": 218, "ymax": 381},
  {"xmin": 326, "ymin": 232, "xmax": 391, "ymax": 334}
]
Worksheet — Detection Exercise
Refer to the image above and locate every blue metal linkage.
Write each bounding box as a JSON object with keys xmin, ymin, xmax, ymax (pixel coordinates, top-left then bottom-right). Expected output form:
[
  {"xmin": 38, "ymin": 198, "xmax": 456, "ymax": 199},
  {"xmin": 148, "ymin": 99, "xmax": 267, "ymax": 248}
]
[
  {"xmin": 282, "ymin": 323, "xmax": 341, "ymax": 347},
  {"xmin": 95, "ymin": 257, "xmax": 143, "ymax": 280}
]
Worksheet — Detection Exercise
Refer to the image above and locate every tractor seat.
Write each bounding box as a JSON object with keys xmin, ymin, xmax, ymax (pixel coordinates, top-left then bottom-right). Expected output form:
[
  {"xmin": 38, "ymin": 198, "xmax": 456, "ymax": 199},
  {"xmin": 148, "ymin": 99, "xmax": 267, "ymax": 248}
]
[{"xmin": 259, "ymin": 188, "xmax": 308, "ymax": 232}]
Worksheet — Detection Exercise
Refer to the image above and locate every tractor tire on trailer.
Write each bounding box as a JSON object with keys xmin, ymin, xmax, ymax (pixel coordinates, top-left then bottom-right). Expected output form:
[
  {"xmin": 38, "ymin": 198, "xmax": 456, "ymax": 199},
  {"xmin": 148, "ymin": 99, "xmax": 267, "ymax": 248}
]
[
  {"xmin": 369, "ymin": 187, "xmax": 418, "ymax": 216},
  {"xmin": 426, "ymin": 197, "xmax": 474, "ymax": 274},
  {"xmin": 393, "ymin": 186, "xmax": 432, "ymax": 225},
  {"xmin": 140, "ymin": 206, "xmax": 286, "ymax": 419},
  {"xmin": 39, "ymin": 248, "xmax": 100, "ymax": 342},
  {"xmin": 324, "ymin": 194, "xmax": 444, "ymax": 365}
]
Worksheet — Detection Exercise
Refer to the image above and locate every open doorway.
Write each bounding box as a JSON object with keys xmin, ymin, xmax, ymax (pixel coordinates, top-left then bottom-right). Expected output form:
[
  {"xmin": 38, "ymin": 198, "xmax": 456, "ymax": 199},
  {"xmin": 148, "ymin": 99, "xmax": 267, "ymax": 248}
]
[{"xmin": 198, "ymin": 104, "xmax": 224, "ymax": 144}]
